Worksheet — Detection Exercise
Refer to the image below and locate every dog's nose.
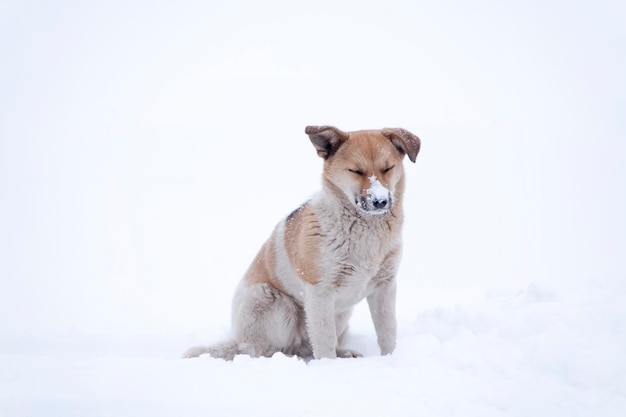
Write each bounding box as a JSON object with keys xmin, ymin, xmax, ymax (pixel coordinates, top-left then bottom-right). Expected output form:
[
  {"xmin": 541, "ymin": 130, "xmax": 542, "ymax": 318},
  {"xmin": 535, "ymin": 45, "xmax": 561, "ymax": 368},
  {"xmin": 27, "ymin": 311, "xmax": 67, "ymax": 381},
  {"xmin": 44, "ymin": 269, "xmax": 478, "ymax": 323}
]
[{"xmin": 372, "ymin": 198, "xmax": 388, "ymax": 210}]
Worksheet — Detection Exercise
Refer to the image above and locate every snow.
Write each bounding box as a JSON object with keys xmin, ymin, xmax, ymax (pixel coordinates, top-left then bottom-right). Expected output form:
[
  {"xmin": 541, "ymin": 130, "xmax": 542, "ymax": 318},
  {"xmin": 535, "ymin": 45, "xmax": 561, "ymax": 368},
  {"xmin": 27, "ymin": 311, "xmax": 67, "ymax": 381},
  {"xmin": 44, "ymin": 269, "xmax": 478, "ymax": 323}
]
[
  {"xmin": 1, "ymin": 1, "xmax": 625, "ymax": 416},
  {"xmin": 366, "ymin": 175, "xmax": 389, "ymax": 202},
  {"xmin": 2, "ymin": 285, "xmax": 625, "ymax": 416}
]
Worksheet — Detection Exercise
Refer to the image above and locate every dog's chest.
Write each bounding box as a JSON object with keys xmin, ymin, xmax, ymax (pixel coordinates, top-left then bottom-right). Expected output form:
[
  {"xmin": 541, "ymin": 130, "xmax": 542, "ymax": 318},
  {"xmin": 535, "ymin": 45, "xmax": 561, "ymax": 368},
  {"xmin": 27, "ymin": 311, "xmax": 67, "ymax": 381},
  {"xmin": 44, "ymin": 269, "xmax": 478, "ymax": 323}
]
[{"xmin": 319, "ymin": 214, "xmax": 392, "ymax": 303}]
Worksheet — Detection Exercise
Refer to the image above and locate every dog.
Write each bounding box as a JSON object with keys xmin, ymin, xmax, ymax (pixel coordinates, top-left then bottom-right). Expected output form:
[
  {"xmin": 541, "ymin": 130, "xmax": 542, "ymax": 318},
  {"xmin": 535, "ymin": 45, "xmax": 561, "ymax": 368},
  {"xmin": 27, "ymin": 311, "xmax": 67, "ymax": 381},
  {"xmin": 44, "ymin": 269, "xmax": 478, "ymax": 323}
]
[{"xmin": 184, "ymin": 125, "xmax": 420, "ymax": 360}]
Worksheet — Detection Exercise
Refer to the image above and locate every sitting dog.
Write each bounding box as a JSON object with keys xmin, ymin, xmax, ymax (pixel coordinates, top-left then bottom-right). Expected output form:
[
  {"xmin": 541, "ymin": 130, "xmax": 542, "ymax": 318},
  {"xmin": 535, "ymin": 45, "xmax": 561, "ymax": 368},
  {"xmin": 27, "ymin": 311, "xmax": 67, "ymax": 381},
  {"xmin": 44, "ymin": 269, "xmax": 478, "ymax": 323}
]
[{"xmin": 184, "ymin": 125, "xmax": 420, "ymax": 360}]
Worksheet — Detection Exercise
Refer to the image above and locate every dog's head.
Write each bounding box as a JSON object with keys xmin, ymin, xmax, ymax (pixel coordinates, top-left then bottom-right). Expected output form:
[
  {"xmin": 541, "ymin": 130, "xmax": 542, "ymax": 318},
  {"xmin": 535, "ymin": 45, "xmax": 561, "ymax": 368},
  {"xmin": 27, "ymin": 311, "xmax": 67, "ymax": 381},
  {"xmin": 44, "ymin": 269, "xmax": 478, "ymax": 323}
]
[{"xmin": 306, "ymin": 125, "xmax": 420, "ymax": 214}]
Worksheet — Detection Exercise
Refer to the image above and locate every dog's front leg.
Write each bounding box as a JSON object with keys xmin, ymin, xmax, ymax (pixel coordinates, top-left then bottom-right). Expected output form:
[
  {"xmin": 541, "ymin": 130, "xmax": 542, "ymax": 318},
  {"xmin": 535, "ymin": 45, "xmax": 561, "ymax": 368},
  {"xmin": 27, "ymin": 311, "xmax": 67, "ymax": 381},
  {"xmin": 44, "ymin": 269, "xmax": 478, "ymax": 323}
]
[
  {"xmin": 367, "ymin": 278, "xmax": 397, "ymax": 356},
  {"xmin": 304, "ymin": 283, "xmax": 337, "ymax": 359}
]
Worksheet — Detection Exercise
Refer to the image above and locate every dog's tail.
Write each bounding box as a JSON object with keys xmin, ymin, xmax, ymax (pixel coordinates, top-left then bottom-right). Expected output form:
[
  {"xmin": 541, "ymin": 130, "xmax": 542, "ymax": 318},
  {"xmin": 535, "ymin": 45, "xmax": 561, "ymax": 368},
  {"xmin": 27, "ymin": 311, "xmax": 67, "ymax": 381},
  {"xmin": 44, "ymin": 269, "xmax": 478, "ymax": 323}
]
[{"xmin": 183, "ymin": 340, "xmax": 240, "ymax": 361}]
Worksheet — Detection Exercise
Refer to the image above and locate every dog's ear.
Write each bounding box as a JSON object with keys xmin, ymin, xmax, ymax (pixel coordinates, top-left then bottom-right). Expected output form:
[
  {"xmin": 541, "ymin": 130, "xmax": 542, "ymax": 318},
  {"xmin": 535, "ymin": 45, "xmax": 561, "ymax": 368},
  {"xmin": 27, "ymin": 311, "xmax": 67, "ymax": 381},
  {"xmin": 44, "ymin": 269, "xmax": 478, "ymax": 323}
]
[
  {"xmin": 381, "ymin": 128, "xmax": 421, "ymax": 163},
  {"xmin": 305, "ymin": 125, "xmax": 349, "ymax": 159}
]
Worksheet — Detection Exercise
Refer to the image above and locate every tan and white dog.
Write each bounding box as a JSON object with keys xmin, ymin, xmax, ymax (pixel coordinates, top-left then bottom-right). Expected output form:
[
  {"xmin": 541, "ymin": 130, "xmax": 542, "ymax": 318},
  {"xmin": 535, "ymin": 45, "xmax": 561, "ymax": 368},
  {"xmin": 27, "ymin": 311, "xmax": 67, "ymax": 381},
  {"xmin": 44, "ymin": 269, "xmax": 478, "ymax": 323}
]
[{"xmin": 185, "ymin": 125, "xmax": 420, "ymax": 360}]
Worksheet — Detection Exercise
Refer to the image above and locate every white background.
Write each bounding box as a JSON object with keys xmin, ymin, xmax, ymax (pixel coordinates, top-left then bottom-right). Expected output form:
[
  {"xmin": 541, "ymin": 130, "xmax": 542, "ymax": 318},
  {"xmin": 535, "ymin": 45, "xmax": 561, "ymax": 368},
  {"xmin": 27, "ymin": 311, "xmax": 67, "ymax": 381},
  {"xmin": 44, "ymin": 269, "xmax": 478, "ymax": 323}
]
[{"xmin": 1, "ymin": 1, "xmax": 625, "ymax": 415}]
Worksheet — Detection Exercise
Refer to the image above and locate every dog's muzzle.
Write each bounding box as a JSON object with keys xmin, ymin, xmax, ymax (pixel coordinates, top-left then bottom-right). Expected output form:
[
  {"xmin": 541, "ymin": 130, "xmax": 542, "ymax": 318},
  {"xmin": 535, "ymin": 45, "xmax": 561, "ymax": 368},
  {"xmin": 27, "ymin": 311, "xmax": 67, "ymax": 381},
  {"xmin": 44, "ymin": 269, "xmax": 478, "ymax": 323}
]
[
  {"xmin": 356, "ymin": 176, "xmax": 393, "ymax": 213},
  {"xmin": 356, "ymin": 193, "xmax": 392, "ymax": 213}
]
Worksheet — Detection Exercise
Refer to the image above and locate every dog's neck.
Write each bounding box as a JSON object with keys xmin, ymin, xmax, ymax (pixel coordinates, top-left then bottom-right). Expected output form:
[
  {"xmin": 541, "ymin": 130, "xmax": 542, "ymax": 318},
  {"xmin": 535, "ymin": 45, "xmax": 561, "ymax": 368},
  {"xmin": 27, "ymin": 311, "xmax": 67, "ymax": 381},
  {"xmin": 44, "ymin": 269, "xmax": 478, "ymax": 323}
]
[{"xmin": 311, "ymin": 179, "xmax": 404, "ymax": 259}]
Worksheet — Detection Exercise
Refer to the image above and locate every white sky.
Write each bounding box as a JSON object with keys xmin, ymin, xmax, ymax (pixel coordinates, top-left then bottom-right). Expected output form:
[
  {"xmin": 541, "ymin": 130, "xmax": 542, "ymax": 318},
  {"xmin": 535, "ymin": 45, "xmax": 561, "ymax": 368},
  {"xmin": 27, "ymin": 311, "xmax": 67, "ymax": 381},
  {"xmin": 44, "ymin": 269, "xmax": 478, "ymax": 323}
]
[{"xmin": 0, "ymin": 0, "xmax": 624, "ymax": 337}]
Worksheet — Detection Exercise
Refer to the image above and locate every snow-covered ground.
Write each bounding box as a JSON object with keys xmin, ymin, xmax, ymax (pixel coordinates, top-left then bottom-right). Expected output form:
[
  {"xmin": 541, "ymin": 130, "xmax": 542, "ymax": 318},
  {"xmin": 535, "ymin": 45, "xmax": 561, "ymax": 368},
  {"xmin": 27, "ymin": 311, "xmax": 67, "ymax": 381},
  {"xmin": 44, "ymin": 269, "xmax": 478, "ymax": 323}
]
[
  {"xmin": 1, "ymin": 1, "xmax": 625, "ymax": 416},
  {"xmin": 2, "ymin": 284, "xmax": 625, "ymax": 416}
]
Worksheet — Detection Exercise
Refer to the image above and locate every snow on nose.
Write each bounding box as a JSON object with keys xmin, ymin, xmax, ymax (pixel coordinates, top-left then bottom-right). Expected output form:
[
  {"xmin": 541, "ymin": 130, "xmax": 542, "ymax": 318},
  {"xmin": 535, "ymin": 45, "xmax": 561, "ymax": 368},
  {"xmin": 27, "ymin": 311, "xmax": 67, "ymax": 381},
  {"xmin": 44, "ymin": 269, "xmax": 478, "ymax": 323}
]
[{"xmin": 367, "ymin": 175, "xmax": 390, "ymax": 209}]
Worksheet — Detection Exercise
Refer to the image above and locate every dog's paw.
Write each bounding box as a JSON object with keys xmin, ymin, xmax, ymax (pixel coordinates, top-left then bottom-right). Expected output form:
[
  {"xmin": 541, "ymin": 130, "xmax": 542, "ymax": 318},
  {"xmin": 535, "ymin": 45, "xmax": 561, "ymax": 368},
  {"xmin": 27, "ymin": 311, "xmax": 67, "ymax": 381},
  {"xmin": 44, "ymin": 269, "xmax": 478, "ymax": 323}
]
[{"xmin": 336, "ymin": 348, "xmax": 363, "ymax": 358}]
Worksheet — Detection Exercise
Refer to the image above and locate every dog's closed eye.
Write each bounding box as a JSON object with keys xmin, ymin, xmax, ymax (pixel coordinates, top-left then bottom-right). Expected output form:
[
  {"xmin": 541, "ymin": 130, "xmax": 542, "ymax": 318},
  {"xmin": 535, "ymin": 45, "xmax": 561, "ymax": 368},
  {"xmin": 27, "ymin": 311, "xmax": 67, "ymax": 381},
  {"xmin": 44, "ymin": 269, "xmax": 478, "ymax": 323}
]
[
  {"xmin": 348, "ymin": 168, "xmax": 365, "ymax": 176},
  {"xmin": 383, "ymin": 165, "xmax": 395, "ymax": 174}
]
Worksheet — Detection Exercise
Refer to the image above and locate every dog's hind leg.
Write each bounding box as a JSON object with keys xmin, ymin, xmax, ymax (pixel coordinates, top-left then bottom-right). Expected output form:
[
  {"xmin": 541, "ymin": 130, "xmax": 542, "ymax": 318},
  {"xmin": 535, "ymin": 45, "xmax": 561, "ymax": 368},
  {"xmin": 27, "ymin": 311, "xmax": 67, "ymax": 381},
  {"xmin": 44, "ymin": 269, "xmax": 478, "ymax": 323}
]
[
  {"xmin": 335, "ymin": 308, "xmax": 362, "ymax": 358},
  {"xmin": 335, "ymin": 308, "xmax": 353, "ymax": 346},
  {"xmin": 232, "ymin": 283, "xmax": 307, "ymax": 358}
]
